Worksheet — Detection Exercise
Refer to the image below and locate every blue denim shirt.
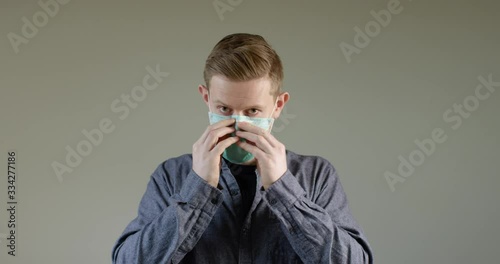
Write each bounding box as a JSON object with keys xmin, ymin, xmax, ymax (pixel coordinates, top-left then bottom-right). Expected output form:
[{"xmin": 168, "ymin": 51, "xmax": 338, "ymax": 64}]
[{"xmin": 112, "ymin": 149, "xmax": 373, "ymax": 263}]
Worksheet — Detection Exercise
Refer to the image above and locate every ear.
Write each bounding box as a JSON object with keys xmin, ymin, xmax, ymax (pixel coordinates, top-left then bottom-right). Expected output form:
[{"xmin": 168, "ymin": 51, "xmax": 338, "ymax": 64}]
[
  {"xmin": 272, "ymin": 92, "xmax": 290, "ymax": 119},
  {"xmin": 199, "ymin": 84, "xmax": 209, "ymax": 106}
]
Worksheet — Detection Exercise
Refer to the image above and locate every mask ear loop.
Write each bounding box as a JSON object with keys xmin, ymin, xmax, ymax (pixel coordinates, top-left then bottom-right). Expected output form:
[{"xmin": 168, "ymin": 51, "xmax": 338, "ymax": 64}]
[
  {"xmin": 268, "ymin": 99, "xmax": 278, "ymax": 119},
  {"xmin": 208, "ymin": 92, "xmax": 214, "ymax": 114},
  {"xmin": 268, "ymin": 98, "xmax": 278, "ymax": 131}
]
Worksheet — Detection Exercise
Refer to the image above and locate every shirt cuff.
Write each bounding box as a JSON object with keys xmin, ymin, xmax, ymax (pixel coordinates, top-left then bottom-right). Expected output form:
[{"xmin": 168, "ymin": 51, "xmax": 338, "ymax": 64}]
[
  {"xmin": 179, "ymin": 169, "xmax": 223, "ymax": 210},
  {"xmin": 262, "ymin": 170, "xmax": 306, "ymax": 209}
]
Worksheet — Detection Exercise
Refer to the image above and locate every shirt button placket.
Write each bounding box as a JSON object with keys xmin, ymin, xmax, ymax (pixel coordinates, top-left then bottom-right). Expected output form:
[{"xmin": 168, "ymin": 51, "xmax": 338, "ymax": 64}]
[{"xmin": 238, "ymin": 226, "xmax": 252, "ymax": 264}]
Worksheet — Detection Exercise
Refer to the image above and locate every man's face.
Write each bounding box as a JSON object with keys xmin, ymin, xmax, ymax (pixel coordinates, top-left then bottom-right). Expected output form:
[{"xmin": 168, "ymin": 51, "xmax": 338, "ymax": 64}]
[
  {"xmin": 200, "ymin": 75, "xmax": 285, "ymax": 119},
  {"xmin": 198, "ymin": 75, "xmax": 289, "ymax": 164}
]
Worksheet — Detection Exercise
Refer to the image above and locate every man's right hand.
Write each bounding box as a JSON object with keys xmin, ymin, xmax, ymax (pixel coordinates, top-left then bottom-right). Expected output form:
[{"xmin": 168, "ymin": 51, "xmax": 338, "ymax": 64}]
[{"xmin": 192, "ymin": 118, "xmax": 239, "ymax": 188}]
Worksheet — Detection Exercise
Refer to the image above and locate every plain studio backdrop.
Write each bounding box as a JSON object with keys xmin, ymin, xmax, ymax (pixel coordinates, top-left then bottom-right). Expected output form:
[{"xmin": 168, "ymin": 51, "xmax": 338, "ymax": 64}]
[{"xmin": 1, "ymin": 0, "xmax": 499, "ymax": 263}]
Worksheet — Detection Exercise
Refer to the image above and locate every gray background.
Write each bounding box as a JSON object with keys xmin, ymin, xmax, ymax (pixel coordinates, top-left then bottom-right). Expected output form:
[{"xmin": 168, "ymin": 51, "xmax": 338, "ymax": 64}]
[{"xmin": 1, "ymin": 0, "xmax": 499, "ymax": 263}]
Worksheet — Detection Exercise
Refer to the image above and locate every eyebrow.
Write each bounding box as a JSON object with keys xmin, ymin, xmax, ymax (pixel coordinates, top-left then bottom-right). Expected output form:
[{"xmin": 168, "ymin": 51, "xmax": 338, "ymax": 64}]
[{"xmin": 213, "ymin": 99, "xmax": 265, "ymax": 109}]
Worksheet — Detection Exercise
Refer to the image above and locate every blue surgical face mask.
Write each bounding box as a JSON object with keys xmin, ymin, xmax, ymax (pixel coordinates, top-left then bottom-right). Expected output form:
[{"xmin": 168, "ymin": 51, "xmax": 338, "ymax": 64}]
[{"xmin": 208, "ymin": 96, "xmax": 277, "ymax": 164}]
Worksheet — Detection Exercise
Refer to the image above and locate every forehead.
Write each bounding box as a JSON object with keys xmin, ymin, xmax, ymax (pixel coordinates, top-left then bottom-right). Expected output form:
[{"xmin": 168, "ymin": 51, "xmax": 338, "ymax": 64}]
[{"xmin": 209, "ymin": 75, "xmax": 274, "ymax": 107}]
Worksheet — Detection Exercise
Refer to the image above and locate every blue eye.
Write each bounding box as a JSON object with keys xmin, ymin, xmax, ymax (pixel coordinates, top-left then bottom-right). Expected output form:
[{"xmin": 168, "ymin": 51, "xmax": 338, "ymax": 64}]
[
  {"xmin": 248, "ymin": 109, "xmax": 259, "ymax": 115},
  {"xmin": 219, "ymin": 106, "xmax": 229, "ymax": 114}
]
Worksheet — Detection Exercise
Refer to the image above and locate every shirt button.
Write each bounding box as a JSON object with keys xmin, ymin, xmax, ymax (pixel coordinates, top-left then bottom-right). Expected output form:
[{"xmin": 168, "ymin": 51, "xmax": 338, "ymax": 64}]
[
  {"xmin": 242, "ymin": 228, "xmax": 248, "ymax": 234},
  {"xmin": 230, "ymin": 190, "xmax": 239, "ymax": 196},
  {"xmin": 270, "ymin": 199, "xmax": 277, "ymax": 205},
  {"xmin": 211, "ymin": 198, "xmax": 218, "ymax": 204}
]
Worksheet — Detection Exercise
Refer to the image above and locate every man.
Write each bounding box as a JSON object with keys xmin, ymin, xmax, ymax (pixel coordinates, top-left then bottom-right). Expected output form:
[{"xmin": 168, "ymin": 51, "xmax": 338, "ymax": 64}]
[{"xmin": 112, "ymin": 33, "xmax": 373, "ymax": 264}]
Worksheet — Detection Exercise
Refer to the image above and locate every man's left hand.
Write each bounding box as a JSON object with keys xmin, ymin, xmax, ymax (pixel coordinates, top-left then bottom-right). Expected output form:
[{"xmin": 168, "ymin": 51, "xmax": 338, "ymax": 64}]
[{"xmin": 235, "ymin": 121, "xmax": 287, "ymax": 190}]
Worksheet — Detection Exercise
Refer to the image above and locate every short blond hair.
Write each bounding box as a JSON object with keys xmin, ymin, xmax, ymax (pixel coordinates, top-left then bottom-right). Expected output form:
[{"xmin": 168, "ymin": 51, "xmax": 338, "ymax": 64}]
[{"xmin": 203, "ymin": 33, "xmax": 284, "ymax": 98}]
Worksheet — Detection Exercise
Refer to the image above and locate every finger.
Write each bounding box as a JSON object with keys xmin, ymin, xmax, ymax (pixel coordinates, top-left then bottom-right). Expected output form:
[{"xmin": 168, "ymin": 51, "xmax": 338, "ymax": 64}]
[
  {"xmin": 205, "ymin": 126, "xmax": 236, "ymax": 147},
  {"xmin": 234, "ymin": 130, "xmax": 273, "ymax": 153},
  {"xmin": 236, "ymin": 140, "xmax": 264, "ymax": 160},
  {"xmin": 236, "ymin": 122, "xmax": 276, "ymax": 148},
  {"xmin": 200, "ymin": 118, "xmax": 236, "ymax": 143},
  {"xmin": 201, "ymin": 119, "xmax": 236, "ymax": 145},
  {"xmin": 211, "ymin": 136, "xmax": 240, "ymax": 156},
  {"xmin": 217, "ymin": 133, "xmax": 231, "ymax": 144}
]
